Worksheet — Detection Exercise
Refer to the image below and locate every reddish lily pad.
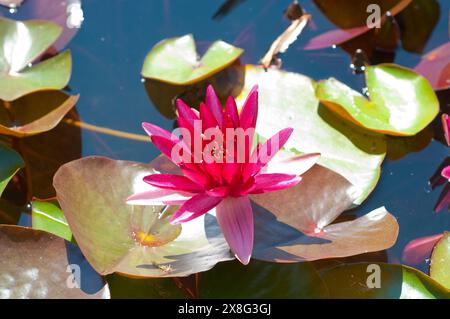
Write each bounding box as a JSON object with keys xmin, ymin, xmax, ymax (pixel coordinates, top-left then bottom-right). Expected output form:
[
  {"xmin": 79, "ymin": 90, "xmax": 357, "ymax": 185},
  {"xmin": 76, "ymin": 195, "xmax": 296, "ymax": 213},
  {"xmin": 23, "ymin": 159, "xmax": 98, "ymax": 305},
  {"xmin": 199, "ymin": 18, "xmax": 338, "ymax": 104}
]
[
  {"xmin": 0, "ymin": 143, "xmax": 23, "ymax": 196},
  {"xmin": 0, "ymin": 18, "xmax": 72, "ymax": 101},
  {"xmin": 32, "ymin": 200, "xmax": 72, "ymax": 242},
  {"xmin": 249, "ymin": 164, "xmax": 399, "ymax": 262},
  {"xmin": 53, "ymin": 156, "xmax": 232, "ymax": 278},
  {"xmin": 415, "ymin": 42, "xmax": 450, "ymax": 91},
  {"xmin": 319, "ymin": 262, "xmax": 449, "ymax": 299},
  {"xmin": 430, "ymin": 232, "xmax": 450, "ymax": 290},
  {"xmin": 0, "ymin": 225, "xmax": 110, "ymax": 299},
  {"xmin": 316, "ymin": 64, "xmax": 439, "ymax": 136},
  {"xmin": 306, "ymin": 0, "xmax": 412, "ymax": 50},
  {"xmin": 238, "ymin": 65, "xmax": 386, "ymax": 204},
  {"xmin": 0, "ymin": 91, "xmax": 79, "ymax": 137},
  {"xmin": 141, "ymin": 34, "xmax": 243, "ymax": 85}
]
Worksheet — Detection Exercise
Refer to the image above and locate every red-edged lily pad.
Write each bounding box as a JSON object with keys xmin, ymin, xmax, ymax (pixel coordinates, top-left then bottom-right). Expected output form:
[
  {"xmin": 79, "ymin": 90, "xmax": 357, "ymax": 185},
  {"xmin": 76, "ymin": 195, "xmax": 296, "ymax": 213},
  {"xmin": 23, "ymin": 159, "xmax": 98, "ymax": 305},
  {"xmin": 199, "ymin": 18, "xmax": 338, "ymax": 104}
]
[
  {"xmin": 316, "ymin": 64, "xmax": 439, "ymax": 136},
  {"xmin": 141, "ymin": 34, "xmax": 243, "ymax": 85},
  {"xmin": 0, "ymin": 18, "xmax": 72, "ymax": 101},
  {"xmin": 0, "ymin": 91, "xmax": 79, "ymax": 137},
  {"xmin": 53, "ymin": 156, "xmax": 232, "ymax": 278},
  {"xmin": 0, "ymin": 225, "xmax": 110, "ymax": 299}
]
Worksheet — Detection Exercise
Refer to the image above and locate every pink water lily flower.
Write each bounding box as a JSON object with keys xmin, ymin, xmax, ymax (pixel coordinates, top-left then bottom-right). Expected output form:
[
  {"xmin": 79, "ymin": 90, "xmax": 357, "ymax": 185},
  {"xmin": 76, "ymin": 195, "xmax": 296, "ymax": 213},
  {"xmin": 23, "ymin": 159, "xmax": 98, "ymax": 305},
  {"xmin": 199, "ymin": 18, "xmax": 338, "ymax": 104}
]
[{"xmin": 127, "ymin": 85, "xmax": 319, "ymax": 264}]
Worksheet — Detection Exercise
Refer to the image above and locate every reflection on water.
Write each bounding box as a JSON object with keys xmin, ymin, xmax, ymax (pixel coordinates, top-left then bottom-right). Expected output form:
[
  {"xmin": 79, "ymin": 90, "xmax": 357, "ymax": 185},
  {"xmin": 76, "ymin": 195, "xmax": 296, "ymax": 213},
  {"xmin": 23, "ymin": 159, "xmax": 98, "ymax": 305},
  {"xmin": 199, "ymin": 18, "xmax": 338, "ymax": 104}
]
[{"xmin": 1, "ymin": 0, "xmax": 450, "ymax": 296}]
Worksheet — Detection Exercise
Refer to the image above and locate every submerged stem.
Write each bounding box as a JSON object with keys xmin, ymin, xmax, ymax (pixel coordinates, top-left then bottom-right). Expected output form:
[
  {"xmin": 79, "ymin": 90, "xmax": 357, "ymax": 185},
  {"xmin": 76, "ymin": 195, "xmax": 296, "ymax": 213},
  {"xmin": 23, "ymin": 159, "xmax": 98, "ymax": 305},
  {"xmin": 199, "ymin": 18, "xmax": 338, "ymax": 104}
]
[{"xmin": 63, "ymin": 119, "xmax": 149, "ymax": 142}]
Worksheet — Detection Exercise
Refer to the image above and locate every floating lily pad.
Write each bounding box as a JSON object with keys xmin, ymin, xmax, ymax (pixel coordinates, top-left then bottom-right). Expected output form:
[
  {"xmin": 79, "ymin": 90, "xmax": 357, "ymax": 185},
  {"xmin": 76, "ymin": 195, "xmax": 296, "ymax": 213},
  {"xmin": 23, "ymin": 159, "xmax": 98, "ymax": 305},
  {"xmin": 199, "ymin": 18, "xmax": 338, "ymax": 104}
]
[
  {"xmin": 31, "ymin": 200, "xmax": 72, "ymax": 242},
  {"xmin": 0, "ymin": 225, "xmax": 110, "ymax": 299},
  {"xmin": 238, "ymin": 65, "xmax": 386, "ymax": 204},
  {"xmin": 0, "ymin": 143, "xmax": 23, "ymax": 196},
  {"xmin": 141, "ymin": 34, "xmax": 243, "ymax": 85},
  {"xmin": 248, "ymin": 164, "xmax": 399, "ymax": 262},
  {"xmin": 0, "ymin": 91, "xmax": 79, "ymax": 137},
  {"xmin": 53, "ymin": 156, "xmax": 232, "ymax": 278},
  {"xmin": 0, "ymin": 18, "xmax": 72, "ymax": 101},
  {"xmin": 316, "ymin": 64, "xmax": 439, "ymax": 136},
  {"xmin": 430, "ymin": 232, "xmax": 450, "ymax": 290},
  {"xmin": 319, "ymin": 262, "xmax": 449, "ymax": 299}
]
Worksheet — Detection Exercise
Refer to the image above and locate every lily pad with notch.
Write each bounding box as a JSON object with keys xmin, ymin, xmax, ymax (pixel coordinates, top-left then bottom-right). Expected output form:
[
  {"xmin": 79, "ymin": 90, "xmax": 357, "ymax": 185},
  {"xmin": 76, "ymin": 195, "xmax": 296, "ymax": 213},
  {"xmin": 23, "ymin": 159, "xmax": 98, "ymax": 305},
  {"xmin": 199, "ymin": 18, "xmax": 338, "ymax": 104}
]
[
  {"xmin": 141, "ymin": 34, "xmax": 243, "ymax": 85},
  {"xmin": 316, "ymin": 64, "xmax": 439, "ymax": 136},
  {"xmin": 0, "ymin": 18, "xmax": 72, "ymax": 101}
]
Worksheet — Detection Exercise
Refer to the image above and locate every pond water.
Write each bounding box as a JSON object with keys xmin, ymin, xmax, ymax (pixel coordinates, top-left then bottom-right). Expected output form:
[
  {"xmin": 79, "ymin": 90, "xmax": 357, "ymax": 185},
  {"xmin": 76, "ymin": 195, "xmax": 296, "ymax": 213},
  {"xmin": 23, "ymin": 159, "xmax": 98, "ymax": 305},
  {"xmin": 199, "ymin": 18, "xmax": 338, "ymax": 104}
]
[{"xmin": 2, "ymin": 0, "xmax": 449, "ymax": 298}]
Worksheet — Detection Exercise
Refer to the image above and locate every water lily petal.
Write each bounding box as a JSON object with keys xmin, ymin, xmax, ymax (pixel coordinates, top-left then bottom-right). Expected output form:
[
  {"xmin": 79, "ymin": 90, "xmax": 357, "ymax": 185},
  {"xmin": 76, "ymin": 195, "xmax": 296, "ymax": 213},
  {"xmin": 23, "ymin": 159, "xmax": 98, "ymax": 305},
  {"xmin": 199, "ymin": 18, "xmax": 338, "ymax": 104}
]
[
  {"xmin": 225, "ymin": 96, "xmax": 240, "ymax": 127},
  {"xmin": 265, "ymin": 153, "xmax": 321, "ymax": 176},
  {"xmin": 176, "ymin": 99, "xmax": 199, "ymax": 124},
  {"xmin": 144, "ymin": 174, "xmax": 204, "ymax": 192},
  {"xmin": 200, "ymin": 102, "xmax": 218, "ymax": 129},
  {"xmin": 442, "ymin": 114, "xmax": 450, "ymax": 146},
  {"xmin": 243, "ymin": 127, "xmax": 294, "ymax": 180},
  {"xmin": 142, "ymin": 122, "xmax": 175, "ymax": 141},
  {"xmin": 171, "ymin": 193, "xmax": 222, "ymax": 224},
  {"xmin": 206, "ymin": 85, "xmax": 223, "ymax": 125},
  {"xmin": 151, "ymin": 135, "xmax": 192, "ymax": 164},
  {"xmin": 127, "ymin": 187, "xmax": 193, "ymax": 205},
  {"xmin": 442, "ymin": 166, "xmax": 450, "ymax": 180},
  {"xmin": 239, "ymin": 85, "xmax": 258, "ymax": 130},
  {"xmin": 215, "ymin": 196, "xmax": 254, "ymax": 265},
  {"xmin": 250, "ymin": 173, "xmax": 301, "ymax": 194}
]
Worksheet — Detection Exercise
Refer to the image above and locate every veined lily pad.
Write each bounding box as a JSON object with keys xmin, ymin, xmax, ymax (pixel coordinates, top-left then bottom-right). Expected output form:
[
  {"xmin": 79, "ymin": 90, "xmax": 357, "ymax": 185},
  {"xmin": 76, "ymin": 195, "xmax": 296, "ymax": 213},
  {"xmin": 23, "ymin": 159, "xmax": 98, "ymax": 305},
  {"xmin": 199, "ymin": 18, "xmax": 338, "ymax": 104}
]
[
  {"xmin": 238, "ymin": 65, "xmax": 386, "ymax": 204},
  {"xmin": 31, "ymin": 200, "xmax": 72, "ymax": 242},
  {"xmin": 0, "ymin": 225, "xmax": 110, "ymax": 299},
  {"xmin": 0, "ymin": 18, "xmax": 72, "ymax": 101},
  {"xmin": 316, "ymin": 64, "xmax": 439, "ymax": 136},
  {"xmin": 0, "ymin": 91, "xmax": 79, "ymax": 137},
  {"xmin": 249, "ymin": 164, "xmax": 399, "ymax": 262},
  {"xmin": 0, "ymin": 143, "xmax": 23, "ymax": 196},
  {"xmin": 141, "ymin": 34, "xmax": 243, "ymax": 85},
  {"xmin": 53, "ymin": 156, "xmax": 232, "ymax": 278},
  {"xmin": 319, "ymin": 262, "xmax": 449, "ymax": 299},
  {"xmin": 430, "ymin": 232, "xmax": 450, "ymax": 290}
]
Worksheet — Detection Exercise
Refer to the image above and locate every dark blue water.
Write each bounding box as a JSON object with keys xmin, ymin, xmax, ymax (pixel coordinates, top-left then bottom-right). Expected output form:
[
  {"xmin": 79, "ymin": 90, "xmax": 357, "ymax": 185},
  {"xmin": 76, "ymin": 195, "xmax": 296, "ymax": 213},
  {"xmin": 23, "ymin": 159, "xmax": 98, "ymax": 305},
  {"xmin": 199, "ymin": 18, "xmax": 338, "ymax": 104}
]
[{"xmin": 2, "ymin": 0, "xmax": 449, "ymax": 297}]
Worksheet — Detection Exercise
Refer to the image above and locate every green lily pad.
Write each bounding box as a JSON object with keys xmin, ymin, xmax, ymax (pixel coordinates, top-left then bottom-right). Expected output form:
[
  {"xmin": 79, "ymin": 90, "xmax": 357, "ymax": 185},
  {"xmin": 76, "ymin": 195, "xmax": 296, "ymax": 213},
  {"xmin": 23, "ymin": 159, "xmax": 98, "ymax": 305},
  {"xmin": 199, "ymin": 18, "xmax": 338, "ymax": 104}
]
[
  {"xmin": 319, "ymin": 262, "xmax": 449, "ymax": 299},
  {"xmin": 53, "ymin": 156, "xmax": 232, "ymax": 278},
  {"xmin": 0, "ymin": 91, "xmax": 79, "ymax": 137},
  {"xmin": 238, "ymin": 65, "xmax": 386, "ymax": 204},
  {"xmin": 0, "ymin": 225, "xmax": 110, "ymax": 299},
  {"xmin": 31, "ymin": 200, "xmax": 72, "ymax": 242},
  {"xmin": 141, "ymin": 34, "xmax": 243, "ymax": 85},
  {"xmin": 0, "ymin": 18, "xmax": 72, "ymax": 101},
  {"xmin": 0, "ymin": 143, "xmax": 24, "ymax": 196},
  {"xmin": 430, "ymin": 232, "xmax": 450, "ymax": 290},
  {"xmin": 316, "ymin": 64, "xmax": 439, "ymax": 136}
]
